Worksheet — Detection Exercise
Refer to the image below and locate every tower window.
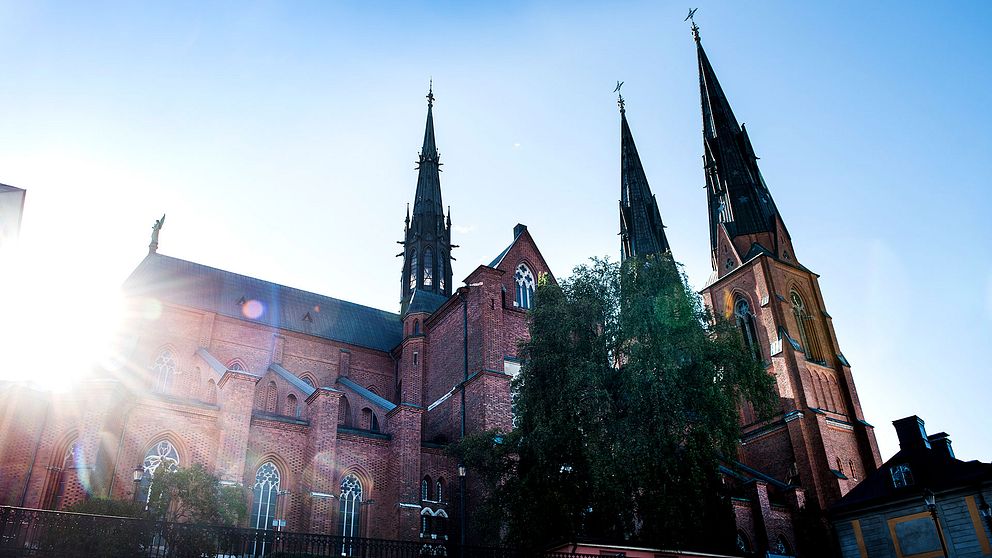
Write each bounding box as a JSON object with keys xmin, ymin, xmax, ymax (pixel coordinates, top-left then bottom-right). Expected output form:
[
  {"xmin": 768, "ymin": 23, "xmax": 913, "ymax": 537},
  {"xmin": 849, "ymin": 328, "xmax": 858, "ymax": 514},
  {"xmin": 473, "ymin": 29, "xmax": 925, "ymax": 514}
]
[
  {"xmin": 890, "ymin": 464, "xmax": 914, "ymax": 488},
  {"xmin": 734, "ymin": 297, "xmax": 761, "ymax": 362},
  {"xmin": 409, "ymin": 249, "xmax": 418, "ymax": 291},
  {"xmin": 515, "ymin": 264, "xmax": 536, "ymax": 310},
  {"xmin": 438, "ymin": 253, "xmax": 445, "ymax": 291},
  {"xmin": 423, "ymin": 248, "xmax": 433, "ymax": 287},
  {"xmin": 790, "ymin": 291, "xmax": 824, "ymax": 363},
  {"xmin": 151, "ymin": 349, "xmax": 177, "ymax": 393}
]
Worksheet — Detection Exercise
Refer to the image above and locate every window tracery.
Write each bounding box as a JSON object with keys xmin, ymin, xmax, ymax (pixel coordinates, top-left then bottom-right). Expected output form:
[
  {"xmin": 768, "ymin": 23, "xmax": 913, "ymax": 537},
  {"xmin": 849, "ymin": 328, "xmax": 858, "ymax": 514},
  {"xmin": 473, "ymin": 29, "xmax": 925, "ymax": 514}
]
[
  {"xmin": 734, "ymin": 297, "xmax": 761, "ymax": 362},
  {"xmin": 151, "ymin": 349, "xmax": 177, "ymax": 392},
  {"xmin": 139, "ymin": 440, "xmax": 180, "ymax": 503},
  {"xmin": 515, "ymin": 264, "xmax": 535, "ymax": 310},
  {"xmin": 251, "ymin": 462, "xmax": 281, "ymax": 531},
  {"xmin": 790, "ymin": 290, "xmax": 824, "ymax": 363},
  {"xmin": 339, "ymin": 474, "xmax": 363, "ymax": 543}
]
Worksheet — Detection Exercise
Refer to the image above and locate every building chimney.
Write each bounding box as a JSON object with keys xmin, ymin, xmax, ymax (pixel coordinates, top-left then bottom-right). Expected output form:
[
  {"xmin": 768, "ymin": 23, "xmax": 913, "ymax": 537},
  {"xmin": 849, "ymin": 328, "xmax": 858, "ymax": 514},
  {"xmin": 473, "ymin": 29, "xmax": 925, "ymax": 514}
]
[
  {"xmin": 513, "ymin": 223, "xmax": 527, "ymax": 238},
  {"xmin": 893, "ymin": 416, "xmax": 930, "ymax": 451},
  {"xmin": 927, "ymin": 432, "xmax": 954, "ymax": 460}
]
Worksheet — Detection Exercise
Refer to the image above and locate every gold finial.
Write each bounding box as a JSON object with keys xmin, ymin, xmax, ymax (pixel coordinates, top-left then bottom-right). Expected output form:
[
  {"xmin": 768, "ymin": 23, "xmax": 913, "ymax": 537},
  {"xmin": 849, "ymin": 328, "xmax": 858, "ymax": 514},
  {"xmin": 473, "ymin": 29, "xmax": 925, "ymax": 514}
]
[
  {"xmin": 614, "ymin": 81, "xmax": 625, "ymax": 113},
  {"xmin": 684, "ymin": 8, "xmax": 700, "ymax": 41},
  {"xmin": 427, "ymin": 78, "xmax": 435, "ymax": 107}
]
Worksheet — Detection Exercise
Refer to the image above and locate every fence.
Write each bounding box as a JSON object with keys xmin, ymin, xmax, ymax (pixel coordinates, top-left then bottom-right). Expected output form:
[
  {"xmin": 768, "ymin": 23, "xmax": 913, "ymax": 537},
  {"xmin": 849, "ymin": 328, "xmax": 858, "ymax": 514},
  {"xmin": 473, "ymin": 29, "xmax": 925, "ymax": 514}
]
[{"xmin": 0, "ymin": 506, "xmax": 522, "ymax": 558}]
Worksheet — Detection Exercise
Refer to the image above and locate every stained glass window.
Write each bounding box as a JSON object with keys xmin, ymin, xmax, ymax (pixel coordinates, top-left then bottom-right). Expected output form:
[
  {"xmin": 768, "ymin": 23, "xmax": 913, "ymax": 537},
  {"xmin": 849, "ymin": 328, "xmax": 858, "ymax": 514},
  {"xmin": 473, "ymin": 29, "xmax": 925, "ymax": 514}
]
[
  {"xmin": 339, "ymin": 474, "xmax": 363, "ymax": 550},
  {"xmin": 515, "ymin": 264, "xmax": 535, "ymax": 310},
  {"xmin": 251, "ymin": 462, "xmax": 281, "ymax": 531},
  {"xmin": 139, "ymin": 440, "xmax": 180, "ymax": 503},
  {"xmin": 152, "ymin": 349, "xmax": 177, "ymax": 392}
]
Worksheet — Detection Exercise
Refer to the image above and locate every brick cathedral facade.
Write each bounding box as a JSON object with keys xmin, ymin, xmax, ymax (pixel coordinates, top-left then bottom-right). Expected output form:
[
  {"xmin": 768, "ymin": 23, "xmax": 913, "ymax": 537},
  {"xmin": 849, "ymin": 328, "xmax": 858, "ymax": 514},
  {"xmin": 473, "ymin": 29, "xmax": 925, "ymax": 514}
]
[{"xmin": 0, "ymin": 29, "xmax": 880, "ymax": 553}]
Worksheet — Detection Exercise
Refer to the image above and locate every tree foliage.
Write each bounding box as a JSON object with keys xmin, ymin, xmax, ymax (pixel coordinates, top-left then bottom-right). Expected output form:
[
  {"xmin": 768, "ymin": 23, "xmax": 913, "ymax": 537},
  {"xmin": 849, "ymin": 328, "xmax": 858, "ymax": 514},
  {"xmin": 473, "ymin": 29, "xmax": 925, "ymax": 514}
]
[
  {"xmin": 454, "ymin": 255, "xmax": 775, "ymax": 551},
  {"xmin": 147, "ymin": 463, "xmax": 247, "ymax": 526}
]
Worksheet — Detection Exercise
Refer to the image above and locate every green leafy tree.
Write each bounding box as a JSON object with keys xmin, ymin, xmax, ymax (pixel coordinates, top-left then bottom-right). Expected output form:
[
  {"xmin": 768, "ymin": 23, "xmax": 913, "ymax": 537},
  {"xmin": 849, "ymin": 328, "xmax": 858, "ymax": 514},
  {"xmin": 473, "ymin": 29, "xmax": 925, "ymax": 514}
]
[
  {"xmin": 454, "ymin": 255, "xmax": 774, "ymax": 551},
  {"xmin": 146, "ymin": 463, "xmax": 247, "ymax": 526}
]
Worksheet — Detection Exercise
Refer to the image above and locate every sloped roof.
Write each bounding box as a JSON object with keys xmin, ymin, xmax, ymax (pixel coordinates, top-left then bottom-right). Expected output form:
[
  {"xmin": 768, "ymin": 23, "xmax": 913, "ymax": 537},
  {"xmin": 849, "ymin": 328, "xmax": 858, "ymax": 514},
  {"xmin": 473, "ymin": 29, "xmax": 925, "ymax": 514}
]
[
  {"xmin": 405, "ymin": 289, "xmax": 450, "ymax": 315},
  {"xmin": 124, "ymin": 254, "xmax": 402, "ymax": 352}
]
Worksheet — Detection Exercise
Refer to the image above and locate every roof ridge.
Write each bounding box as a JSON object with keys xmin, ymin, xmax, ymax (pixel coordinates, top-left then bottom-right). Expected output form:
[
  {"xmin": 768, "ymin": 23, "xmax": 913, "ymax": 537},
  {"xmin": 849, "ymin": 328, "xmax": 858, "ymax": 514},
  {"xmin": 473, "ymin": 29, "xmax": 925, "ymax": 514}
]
[{"xmin": 143, "ymin": 253, "xmax": 399, "ymax": 318}]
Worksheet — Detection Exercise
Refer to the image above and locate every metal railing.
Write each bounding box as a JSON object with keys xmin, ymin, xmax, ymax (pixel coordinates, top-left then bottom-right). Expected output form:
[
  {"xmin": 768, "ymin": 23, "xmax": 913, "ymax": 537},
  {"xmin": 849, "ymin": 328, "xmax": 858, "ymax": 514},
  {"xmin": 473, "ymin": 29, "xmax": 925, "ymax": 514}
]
[{"xmin": 0, "ymin": 506, "xmax": 519, "ymax": 558}]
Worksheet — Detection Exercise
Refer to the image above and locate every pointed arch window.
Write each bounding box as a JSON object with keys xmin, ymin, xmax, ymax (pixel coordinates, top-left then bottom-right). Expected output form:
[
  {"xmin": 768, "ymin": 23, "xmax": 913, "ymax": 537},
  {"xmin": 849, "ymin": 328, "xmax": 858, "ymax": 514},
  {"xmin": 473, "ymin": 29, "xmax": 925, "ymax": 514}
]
[
  {"xmin": 205, "ymin": 379, "xmax": 217, "ymax": 405},
  {"xmin": 409, "ymin": 249, "xmax": 418, "ymax": 291},
  {"xmin": 421, "ymin": 475, "xmax": 432, "ymax": 501},
  {"xmin": 287, "ymin": 394, "xmax": 299, "ymax": 418},
  {"xmin": 43, "ymin": 439, "xmax": 78, "ymax": 510},
  {"xmin": 265, "ymin": 381, "xmax": 277, "ymax": 414},
  {"xmin": 151, "ymin": 349, "xmax": 177, "ymax": 392},
  {"xmin": 734, "ymin": 297, "xmax": 762, "ymax": 362},
  {"xmin": 339, "ymin": 474, "xmax": 363, "ymax": 545},
  {"xmin": 438, "ymin": 252, "xmax": 445, "ymax": 291},
  {"xmin": 228, "ymin": 360, "xmax": 246, "ymax": 372},
  {"xmin": 423, "ymin": 248, "xmax": 434, "ymax": 287},
  {"xmin": 790, "ymin": 291, "xmax": 824, "ymax": 363},
  {"xmin": 514, "ymin": 264, "xmax": 535, "ymax": 310},
  {"xmin": 436, "ymin": 478, "xmax": 443, "ymax": 503},
  {"xmin": 139, "ymin": 440, "xmax": 180, "ymax": 503},
  {"xmin": 251, "ymin": 462, "xmax": 281, "ymax": 531}
]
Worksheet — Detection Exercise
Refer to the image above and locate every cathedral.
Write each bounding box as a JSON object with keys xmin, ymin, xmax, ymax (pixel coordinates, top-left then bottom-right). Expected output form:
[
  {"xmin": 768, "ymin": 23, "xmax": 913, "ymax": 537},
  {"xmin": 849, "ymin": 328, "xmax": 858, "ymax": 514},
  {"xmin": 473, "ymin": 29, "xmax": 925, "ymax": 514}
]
[{"xmin": 0, "ymin": 27, "xmax": 880, "ymax": 554}]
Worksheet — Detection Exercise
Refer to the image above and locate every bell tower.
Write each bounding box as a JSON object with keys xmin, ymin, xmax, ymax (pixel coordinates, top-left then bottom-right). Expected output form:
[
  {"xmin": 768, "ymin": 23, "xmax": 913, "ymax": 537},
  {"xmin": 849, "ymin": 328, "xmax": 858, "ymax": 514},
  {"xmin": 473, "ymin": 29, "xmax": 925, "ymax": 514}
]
[
  {"xmin": 693, "ymin": 25, "xmax": 882, "ymax": 510},
  {"xmin": 399, "ymin": 84, "xmax": 454, "ymax": 312}
]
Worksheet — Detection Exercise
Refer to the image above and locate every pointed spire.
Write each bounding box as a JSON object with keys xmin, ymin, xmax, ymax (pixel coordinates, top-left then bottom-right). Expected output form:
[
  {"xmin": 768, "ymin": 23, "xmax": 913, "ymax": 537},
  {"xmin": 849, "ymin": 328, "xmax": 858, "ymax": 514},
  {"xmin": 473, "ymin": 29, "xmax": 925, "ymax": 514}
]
[
  {"xmin": 618, "ymin": 97, "xmax": 670, "ymax": 261},
  {"xmin": 401, "ymin": 84, "xmax": 454, "ymax": 309},
  {"xmin": 696, "ymin": 32, "xmax": 780, "ymax": 264}
]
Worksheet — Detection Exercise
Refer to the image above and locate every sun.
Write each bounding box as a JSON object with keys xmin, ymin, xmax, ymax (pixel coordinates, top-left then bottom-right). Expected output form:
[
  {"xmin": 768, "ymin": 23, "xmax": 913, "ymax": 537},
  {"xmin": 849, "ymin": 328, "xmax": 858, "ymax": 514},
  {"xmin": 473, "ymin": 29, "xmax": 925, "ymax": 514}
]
[{"xmin": 0, "ymin": 240, "xmax": 124, "ymax": 392}]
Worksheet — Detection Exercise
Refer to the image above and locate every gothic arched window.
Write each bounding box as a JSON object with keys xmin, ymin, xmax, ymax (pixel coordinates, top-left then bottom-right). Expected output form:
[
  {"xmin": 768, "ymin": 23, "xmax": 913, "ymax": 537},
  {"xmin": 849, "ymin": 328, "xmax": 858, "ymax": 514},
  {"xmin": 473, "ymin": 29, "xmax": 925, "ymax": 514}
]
[
  {"xmin": 790, "ymin": 290, "xmax": 824, "ymax": 363},
  {"xmin": 265, "ymin": 381, "xmax": 277, "ymax": 414},
  {"xmin": 515, "ymin": 264, "xmax": 535, "ymax": 310},
  {"xmin": 409, "ymin": 249, "xmax": 418, "ymax": 291},
  {"xmin": 339, "ymin": 474, "xmax": 363, "ymax": 541},
  {"xmin": 251, "ymin": 462, "xmax": 281, "ymax": 531},
  {"xmin": 205, "ymin": 379, "xmax": 217, "ymax": 405},
  {"xmin": 139, "ymin": 440, "xmax": 180, "ymax": 503},
  {"xmin": 438, "ymin": 252, "xmax": 445, "ymax": 291},
  {"xmin": 151, "ymin": 349, "xmax": 177, "ymax": 392},
  {"xmin": 43, "ymin": 439, "xmax": 78, "ymax": 510},
  {"xmin": 338, "ymin": 396, "xmax": 351, "ymax": 427},
  {"xmin": 228, "ymin": 360, "xmax": 246, "ymax": 372},
  {"xmin": 734, "ymin": 297, "xmax": 762, "ymax": 362},
  {"xmin": 287, "ymin": 394, "xmax": 299, "ymax": 418},
  {"xmin": 423, "ymin": 248, "xmax": 434, "ymax": 287},
  {"xmin": 421, "ymin": 476, "xmax": 431, "ymax": 501},
  {"xmin": 736, "ymin": 531, "xmax": 752, "ymax": 554},
  {"xmin": 435, "ymin": 478, "xmax": 443, "ymax": 503}
]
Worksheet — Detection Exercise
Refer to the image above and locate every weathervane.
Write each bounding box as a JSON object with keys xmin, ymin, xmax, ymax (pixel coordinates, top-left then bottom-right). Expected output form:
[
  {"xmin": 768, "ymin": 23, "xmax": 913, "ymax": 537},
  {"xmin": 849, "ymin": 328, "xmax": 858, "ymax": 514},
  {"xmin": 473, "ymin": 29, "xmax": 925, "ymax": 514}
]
[
  {"xmin": 427, "ymin": 78, "xmax": 435, "ymax": 107},
  {"xmin": 684, "ymin": 8, "xmax": 700, "ymax": 40},
  {"xmin": 614, "ymin": 80, "xmax": 625, "ymax": 113}
]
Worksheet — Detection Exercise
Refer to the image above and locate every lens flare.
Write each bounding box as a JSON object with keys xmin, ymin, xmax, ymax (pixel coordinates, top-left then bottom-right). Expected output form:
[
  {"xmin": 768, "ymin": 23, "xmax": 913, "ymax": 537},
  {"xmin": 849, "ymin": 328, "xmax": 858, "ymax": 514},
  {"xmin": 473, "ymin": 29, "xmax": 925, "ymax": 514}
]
[{"xmin": 242, "ymin": 299, "xmax": 265, "ymax": 320}]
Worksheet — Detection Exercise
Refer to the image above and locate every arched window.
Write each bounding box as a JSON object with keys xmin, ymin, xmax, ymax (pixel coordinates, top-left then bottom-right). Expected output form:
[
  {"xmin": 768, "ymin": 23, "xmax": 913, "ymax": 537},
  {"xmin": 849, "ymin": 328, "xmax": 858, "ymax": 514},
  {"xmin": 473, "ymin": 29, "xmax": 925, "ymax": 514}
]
[
  {"xmin": 409, "ymin": 249, "xmax": 418, "ymax": 291},
  {"xmin": 43, "ymin": 439, "xmax": 78, "ymax": 510},
  {"xmin": 286, "ymin": 394, "xmax": 299, "ymax": 418},
  {"xmin": 338, "ymin": 396, "xmax": 351, "ymax": 427},
  {"xmin": 371, "ymin": 413, "xmax": 380, "ymax": 432},
  {"xmin": 422, "ymin": 476, "xmax": 432, "ymax": 501},
  {"xmin": 360, "ymin": 408, "xmax": 379, "ymax": 432},
  {"xmin": 413, "ymin": 319, "xmax": 420, "ymax": 335},
  {"xmin": 301, "ymin": 375, "xmax": 316, "ymax": 389},
  {"xmin": 770, "ymin": 535, "xmax": 790, "ymax": 555},
  {"xmin": 736, "ymin": 531, "xmax": 752, "ymax": 554},
  {"xmin": 265, "ymin": 381, "xmax": 277, "ymax": 414},
  {"xmin": 139, "ymin": 440, "xmax": 180, "ymax": 503},
  {"xmin": 734, "ymin": 297, "xmax": 762, "ymax": 362},
  {"xmin": 339, "ymin": 474, "xmax": 363, "ymax": 540},
  {"xmin": 205, "ymin": 379, "xmax": 217, "ymax": 405},
  {"xmin": 423, "ymin": 248, "xmax": 433, "ymax": 287},
  {"xmin": 435, "ymin": 478, "xmax": 443, "ymax": 503},
  {"xmin": 791, "ymin": 291, "xmax": 824, "ymax": 363},
  {"xmin": 438, "ymin": 253, "xmax": 445, "ymax": 291},
  {"xmin": 251, "ymin": 462, "xmax": 281, "ymax": 531},
  {"xmin": 228, "ymin": 360, "xmax": 246, "ymax": 372},
  {"xmin": 151, "ymin": 349, "xmax": 177, "ymax": 392},
  {"xmin": 514, "ymin": 264, "xmax": 535, "ymax": 310}
]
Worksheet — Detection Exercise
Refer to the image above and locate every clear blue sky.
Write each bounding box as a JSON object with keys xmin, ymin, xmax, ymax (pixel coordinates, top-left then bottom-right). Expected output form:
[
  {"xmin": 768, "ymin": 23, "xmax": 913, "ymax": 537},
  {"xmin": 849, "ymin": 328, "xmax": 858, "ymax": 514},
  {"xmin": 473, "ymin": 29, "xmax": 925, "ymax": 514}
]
[{"xmin": 0, "ymin": 1, "xmax": 989, "ymax": 462}]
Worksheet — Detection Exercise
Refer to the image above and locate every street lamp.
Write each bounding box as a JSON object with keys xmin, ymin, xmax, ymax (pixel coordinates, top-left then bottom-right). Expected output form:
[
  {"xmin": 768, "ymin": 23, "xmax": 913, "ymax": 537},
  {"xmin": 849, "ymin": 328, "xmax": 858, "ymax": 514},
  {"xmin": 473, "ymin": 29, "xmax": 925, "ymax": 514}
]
[
  {"xmin": 923, "ymin": 489, "xmax": 950, "ymax": 558},
  {"xmin": 458, "ymin": 464, "xmax": 467, "ymax": 555},
  {"xmin": 132, "ymin": 464, "xmax": 145, "ymax": 503}
]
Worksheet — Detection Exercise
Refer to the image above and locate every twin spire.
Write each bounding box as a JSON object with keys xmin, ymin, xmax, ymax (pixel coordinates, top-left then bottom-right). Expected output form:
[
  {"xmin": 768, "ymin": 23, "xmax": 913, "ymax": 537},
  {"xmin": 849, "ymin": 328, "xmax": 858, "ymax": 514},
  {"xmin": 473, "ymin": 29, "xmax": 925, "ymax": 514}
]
[{"xmin": 618, "ymin": 20, "xmax": 783, "ymax": 270}]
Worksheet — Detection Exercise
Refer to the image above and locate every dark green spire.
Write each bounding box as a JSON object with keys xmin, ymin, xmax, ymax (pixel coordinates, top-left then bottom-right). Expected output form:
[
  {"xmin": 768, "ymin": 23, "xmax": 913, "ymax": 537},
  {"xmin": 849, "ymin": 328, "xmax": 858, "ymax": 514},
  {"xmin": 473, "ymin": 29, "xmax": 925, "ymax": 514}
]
[
  {"xmin": 696, "ymin": 29, "xmax": 781, "ymax": 265},
  {"xmin": 400, "ymin": 84, "xmax": 453, "ymax": 310},
  {"xmin": 619, "ymin": 97, "xmax": 670, "ymax": 261}
]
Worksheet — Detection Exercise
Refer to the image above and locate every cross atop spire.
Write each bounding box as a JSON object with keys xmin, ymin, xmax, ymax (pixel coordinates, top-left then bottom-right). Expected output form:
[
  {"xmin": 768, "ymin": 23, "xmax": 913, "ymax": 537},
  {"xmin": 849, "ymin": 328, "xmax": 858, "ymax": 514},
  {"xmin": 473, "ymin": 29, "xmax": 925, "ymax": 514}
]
[{"xmin": 684, "ymin": 8, "xmax": 700, "ymax": 42}]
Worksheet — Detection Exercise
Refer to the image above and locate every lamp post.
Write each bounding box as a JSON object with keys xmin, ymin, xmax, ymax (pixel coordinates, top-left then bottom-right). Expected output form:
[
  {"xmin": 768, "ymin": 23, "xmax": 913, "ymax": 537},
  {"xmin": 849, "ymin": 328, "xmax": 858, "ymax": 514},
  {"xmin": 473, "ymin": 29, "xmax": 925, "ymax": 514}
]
[
  {"xmin": 132, "ymin": 464, "xmax": 144, "ymax": 503},
  {"xmin": 923, "ymin": 489, "xmax": 950, "ymax": 558},
  {"xmin": 458, "ymin": 463, "xmax": 467, "ymax": 557}
]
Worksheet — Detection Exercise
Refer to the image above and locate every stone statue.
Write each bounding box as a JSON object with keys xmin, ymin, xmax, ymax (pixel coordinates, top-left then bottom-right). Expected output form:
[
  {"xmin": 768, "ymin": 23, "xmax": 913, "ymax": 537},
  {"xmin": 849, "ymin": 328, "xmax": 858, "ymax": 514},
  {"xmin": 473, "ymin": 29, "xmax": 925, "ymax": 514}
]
[{"xmin": 149, "ymin": 214, "xmax": 165, "ymax": 254}]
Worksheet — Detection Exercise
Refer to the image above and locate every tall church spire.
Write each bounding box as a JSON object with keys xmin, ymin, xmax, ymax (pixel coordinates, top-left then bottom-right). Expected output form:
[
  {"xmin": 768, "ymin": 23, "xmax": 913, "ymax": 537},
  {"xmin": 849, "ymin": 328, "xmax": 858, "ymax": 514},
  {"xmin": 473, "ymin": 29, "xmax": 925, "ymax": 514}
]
[
  {"xmin": 696, "ymin": 28, "xmax": 784, "ymax": 273},
  {"xmin": 400, "ymin": 84, "xmax": 453, "ymax": 311},
  {"xmin": 618, "ymin": 94, "xmax": 670, "ymax": 261}
]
